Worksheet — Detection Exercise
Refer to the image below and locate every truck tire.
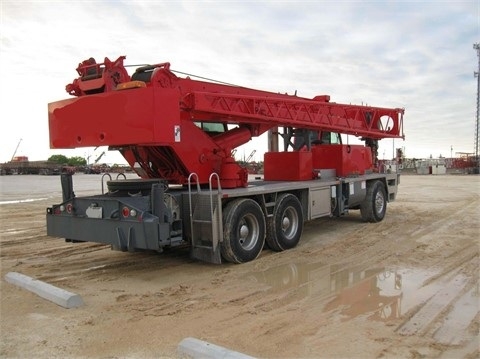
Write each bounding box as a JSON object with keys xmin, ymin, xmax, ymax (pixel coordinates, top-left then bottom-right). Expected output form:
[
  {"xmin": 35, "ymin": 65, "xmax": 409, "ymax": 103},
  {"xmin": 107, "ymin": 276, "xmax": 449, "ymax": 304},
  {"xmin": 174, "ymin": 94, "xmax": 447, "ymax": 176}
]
[
  {"xmin": 221, "ymin": 198, "xmax": 266, "ymax": 263},
  {"xmin": 266, "ymin": 193, "xmax": 303, "ymax": 251},
  {"xmin": 360, "ymin": 180, "xmax": 387, "ymax": 223}
]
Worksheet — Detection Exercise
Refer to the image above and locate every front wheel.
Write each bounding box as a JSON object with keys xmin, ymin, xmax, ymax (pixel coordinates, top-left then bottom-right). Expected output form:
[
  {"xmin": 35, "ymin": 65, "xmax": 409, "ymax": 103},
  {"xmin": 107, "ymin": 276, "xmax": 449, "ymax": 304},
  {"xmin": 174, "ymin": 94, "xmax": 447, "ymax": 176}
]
[
  {"xmin": 266, "ymin": 193, "xmax": 304, "ymax": 251},
  {"xmin": 221, "ymin": 198, "xmax": 266, "ymax": 263},
  {"xmin": 360, "ymin": 180, "xmax": 387, "ymax": 222}
]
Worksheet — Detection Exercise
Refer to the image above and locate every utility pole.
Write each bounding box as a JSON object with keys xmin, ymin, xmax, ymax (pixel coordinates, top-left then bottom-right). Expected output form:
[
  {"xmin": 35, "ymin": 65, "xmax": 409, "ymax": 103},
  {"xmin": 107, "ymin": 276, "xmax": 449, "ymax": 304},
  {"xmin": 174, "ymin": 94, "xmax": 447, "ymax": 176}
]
[{"xmin": 474, "ymin": 43, "xmax": 480, "ymax": 173}]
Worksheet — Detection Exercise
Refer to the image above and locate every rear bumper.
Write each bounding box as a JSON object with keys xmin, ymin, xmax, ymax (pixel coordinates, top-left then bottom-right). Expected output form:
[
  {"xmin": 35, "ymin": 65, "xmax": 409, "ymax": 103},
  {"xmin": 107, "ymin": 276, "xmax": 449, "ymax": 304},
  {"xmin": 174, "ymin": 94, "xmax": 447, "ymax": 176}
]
[{"xmin": 46, "ymin": 214, "xmax": 171, "ymax": 251}]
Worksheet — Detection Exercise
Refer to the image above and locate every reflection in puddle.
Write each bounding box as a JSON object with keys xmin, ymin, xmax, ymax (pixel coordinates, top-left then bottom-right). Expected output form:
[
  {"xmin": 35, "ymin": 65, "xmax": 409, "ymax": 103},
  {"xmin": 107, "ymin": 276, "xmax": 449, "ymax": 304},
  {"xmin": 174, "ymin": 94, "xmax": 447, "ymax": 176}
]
[{"xmin": 245, "ymin": 261, "xmax": 443, "ymax": 322}]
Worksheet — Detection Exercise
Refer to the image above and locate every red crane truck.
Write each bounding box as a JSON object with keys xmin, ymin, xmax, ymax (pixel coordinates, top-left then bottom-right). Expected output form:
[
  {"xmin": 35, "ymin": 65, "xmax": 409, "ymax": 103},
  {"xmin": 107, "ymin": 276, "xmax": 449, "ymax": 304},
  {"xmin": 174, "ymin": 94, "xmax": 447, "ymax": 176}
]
[{"xmin": 46, "ymin": 56, "xmax": 404, "ymax": 264}]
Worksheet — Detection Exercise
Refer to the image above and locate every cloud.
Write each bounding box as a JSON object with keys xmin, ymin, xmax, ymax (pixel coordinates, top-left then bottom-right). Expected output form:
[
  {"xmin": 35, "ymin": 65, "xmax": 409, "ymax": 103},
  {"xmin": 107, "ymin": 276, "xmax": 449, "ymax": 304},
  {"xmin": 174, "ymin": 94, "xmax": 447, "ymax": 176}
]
[{"xmin": 0, "ymin": 0, "xmax": 478, "ymax": 164}]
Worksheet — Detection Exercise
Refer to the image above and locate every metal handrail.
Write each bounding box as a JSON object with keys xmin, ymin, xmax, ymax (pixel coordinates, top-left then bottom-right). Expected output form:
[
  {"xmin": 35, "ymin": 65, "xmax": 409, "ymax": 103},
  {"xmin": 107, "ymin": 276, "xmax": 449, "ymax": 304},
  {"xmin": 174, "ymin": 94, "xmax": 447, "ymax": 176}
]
[
  {"xmin": 187, "ymin": 173, "xmax": 201, "ymax": 241},
  {"xmin": 101, "ymin": 173, "xmax": 112, "ymax": 194},
  {"xmin": 208, "ymin": 173, "xmax": 222, "ymax": 250}
]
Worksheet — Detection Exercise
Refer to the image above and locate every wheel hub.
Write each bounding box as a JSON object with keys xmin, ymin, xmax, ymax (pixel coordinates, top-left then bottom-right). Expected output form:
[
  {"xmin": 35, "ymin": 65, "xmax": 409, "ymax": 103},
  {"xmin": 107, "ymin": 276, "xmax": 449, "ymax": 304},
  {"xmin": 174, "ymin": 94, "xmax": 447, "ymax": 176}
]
[
  {"xmin": 282, "ymin": 216, "xmax": 290, "ymax": 231},
  {"xmin": 375, "ymin": 192, "xmax": 385, "ymax": 213},
  {"xmin": 239, "ymin": 224, "xmax": 249, "ymax": 239}
]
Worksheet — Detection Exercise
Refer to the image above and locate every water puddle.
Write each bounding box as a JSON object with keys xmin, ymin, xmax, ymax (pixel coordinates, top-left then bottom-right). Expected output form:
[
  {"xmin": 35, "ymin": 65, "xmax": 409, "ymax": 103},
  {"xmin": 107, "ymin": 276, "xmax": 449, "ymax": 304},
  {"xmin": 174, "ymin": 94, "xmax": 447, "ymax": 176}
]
[{"xmin": 244, "ymin": 260, "xmax": 450, "ymax": 322}]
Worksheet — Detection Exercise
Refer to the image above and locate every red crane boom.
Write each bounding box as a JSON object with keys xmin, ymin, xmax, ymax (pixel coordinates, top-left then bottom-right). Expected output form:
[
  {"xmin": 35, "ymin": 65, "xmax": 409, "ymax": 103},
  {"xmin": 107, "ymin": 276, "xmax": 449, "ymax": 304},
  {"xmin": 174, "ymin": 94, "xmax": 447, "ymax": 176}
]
[{"xmin": 48, "ymin": 56, "xmax": 404, "ymax": 188}]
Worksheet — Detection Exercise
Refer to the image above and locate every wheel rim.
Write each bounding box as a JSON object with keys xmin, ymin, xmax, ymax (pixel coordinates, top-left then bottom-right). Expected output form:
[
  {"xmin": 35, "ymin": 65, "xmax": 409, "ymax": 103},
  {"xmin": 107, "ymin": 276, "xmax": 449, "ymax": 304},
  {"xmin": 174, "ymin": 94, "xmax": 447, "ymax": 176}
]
[
  {"xmin": 375, "ymin": 191, "xmax": 385, "ymax": 215},
  {"xmin": 238, "ymin": 213, "xmax": 259, "ymax": 250},
  {"xmin": 281, "ymin": 206, "xmax": 299, "ymax": 240}
]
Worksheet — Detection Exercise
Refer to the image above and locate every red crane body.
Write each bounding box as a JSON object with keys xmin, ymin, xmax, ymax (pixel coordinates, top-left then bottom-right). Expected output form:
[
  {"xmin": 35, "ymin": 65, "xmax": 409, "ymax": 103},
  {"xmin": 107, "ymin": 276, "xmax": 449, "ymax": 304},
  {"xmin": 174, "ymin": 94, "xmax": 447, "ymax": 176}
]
[{"xmin": 48, "ymin": 56, "xmax": 404, "ymax": 188}]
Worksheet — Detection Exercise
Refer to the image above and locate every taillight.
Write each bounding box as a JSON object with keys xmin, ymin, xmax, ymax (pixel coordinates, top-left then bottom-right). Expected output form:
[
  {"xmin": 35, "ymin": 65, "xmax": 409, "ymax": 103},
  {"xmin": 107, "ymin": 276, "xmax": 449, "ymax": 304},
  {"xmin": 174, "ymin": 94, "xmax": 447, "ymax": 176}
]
[
  {"xmin": 57, "ymin": 203, "xmax": 73, "ymax": 214},
  {"xmin": 122, "ymin": 206, "xmax": 138, "ymax": 218}
]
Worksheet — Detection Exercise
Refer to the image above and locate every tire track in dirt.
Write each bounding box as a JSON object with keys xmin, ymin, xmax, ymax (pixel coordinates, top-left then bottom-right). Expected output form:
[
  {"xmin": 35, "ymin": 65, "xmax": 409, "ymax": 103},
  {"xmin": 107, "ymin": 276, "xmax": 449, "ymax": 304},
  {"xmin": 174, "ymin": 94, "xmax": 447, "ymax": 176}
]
[
  {"xmin": 268, "ymin": 178, "xmax": 480, "ymax": 359},
  {"xmin": 1, "ymin": 176, "xmax": 479, "ymax": 359},
  {"xmin": 374, "ymin": 252, "xmax": 478, "ymax": 358}
]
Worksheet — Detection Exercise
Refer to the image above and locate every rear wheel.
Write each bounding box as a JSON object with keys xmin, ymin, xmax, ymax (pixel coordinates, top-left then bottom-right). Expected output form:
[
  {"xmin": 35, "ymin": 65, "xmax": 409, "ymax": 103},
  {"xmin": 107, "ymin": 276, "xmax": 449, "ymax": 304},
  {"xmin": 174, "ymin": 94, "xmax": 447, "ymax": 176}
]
[
  {"xmin": 221, "ymin": 199, "xmax": 266, "ymax": 263},
  {"xmin": 360, "ymin": 180, "xmax": 387, "ymax": 222},
  {"xmin": 266, "ymin": 193, "xmax": 304, "ymax": 251}
]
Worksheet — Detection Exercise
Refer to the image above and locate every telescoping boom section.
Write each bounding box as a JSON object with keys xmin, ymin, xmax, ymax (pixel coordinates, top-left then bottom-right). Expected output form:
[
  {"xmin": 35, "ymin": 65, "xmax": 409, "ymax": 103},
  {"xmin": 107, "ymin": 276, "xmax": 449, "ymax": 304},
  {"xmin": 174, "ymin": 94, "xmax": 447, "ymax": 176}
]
[{"xmin": 47, "ymin": 56, "xmax": 405, "ymax": 264}]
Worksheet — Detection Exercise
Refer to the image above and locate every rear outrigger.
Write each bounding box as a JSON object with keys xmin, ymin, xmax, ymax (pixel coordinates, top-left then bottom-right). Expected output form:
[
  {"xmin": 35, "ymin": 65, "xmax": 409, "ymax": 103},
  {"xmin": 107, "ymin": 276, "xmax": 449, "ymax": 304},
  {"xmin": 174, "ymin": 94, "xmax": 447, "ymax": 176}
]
[{"xmin": 46, "ymin": 56, "xmax": 404, "ymax": 264}]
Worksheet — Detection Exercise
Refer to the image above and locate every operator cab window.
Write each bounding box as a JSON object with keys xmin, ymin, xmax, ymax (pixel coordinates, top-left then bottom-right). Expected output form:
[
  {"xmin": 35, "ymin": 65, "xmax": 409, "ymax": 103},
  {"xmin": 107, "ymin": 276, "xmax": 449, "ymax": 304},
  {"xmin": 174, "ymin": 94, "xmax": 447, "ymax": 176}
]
[
  {"xmin": 194, "ymin": 121, "xmax": 227, "ymax": 136},
  {"xmin": 321, "ymin": 131, "xmax": 342, "ymax": 144},
  {"xmin": 312, "ymin": 131, "xmax": 342, "ymax": 145}
]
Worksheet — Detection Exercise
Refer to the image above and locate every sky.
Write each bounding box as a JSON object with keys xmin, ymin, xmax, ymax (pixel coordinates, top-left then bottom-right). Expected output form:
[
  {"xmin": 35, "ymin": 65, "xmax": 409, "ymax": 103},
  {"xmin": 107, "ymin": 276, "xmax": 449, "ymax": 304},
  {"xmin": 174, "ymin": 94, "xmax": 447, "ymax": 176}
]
[{"xmin": 0, "ymin": 0, "xmax": 478, "ymax": 165}]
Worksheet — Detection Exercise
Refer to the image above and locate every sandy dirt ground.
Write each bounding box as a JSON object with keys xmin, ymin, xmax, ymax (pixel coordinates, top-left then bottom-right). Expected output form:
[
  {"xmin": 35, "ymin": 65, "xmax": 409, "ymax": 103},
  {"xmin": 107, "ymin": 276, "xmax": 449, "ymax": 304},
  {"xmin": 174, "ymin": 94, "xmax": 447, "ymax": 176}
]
[{"xmin": 0, "ymin": 174, "xmax": 479, "ymax": 358}]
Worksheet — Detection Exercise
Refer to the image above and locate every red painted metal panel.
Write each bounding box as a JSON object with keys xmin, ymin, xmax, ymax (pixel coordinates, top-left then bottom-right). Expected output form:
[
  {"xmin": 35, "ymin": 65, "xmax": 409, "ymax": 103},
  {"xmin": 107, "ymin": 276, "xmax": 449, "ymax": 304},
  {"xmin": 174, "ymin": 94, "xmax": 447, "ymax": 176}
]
[
  {"xmin": 312, "ymin": 144, "xmax": 373, "ymax": 177},
  {"xmin": 48, "ymin": 87, "xmax": 182, "ymax": 149},
  {"xmin": 264, "ymin": 151, "xmax": 314, "ymax": 181},
  {"xmin": 49, "ymin": 88, "xmax": 155, "ymax": 148}
]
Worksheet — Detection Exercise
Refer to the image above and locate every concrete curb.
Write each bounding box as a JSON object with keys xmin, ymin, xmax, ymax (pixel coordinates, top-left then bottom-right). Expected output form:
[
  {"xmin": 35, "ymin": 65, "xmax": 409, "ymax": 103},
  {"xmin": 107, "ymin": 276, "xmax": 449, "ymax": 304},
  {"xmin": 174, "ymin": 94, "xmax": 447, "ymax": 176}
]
[
  {"xmin": 177, "ymin": 337, "xmax": 256, "ymax": 359},
  {"xmin": 5, "ymin": 272, "xmax": 84, "ymax": 309}
]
